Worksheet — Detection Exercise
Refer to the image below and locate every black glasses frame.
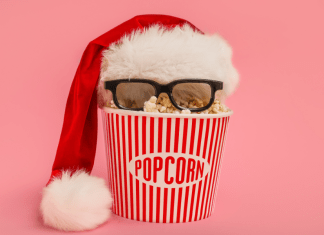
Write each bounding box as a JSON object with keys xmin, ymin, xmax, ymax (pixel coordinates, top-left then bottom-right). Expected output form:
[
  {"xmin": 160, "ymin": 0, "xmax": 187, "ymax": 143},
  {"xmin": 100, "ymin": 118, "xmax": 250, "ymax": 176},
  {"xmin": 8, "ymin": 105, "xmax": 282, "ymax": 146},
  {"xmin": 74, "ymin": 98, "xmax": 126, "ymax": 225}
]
[{"xmin": 104, "ymin": 78, "xmax": 223, "ymax": 112}]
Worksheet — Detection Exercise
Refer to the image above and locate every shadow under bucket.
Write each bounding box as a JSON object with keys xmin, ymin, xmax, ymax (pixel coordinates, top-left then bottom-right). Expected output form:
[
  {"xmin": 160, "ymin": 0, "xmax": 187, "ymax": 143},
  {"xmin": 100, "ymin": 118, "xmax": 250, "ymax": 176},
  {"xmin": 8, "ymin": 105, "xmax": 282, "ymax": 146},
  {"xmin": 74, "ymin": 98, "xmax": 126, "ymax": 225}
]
[{"xmin": 101, "ymin": 107, "xmax": 232, "ymax": 223}]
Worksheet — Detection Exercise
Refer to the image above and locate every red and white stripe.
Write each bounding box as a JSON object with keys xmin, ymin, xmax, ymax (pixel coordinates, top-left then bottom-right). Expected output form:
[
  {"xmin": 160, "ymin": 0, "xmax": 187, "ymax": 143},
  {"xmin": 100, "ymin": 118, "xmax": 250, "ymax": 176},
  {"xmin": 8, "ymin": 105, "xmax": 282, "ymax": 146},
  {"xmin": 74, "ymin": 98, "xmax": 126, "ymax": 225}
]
[{"xmin": 102, "ymin": 110, "xmax": 230, "ymax": 223}]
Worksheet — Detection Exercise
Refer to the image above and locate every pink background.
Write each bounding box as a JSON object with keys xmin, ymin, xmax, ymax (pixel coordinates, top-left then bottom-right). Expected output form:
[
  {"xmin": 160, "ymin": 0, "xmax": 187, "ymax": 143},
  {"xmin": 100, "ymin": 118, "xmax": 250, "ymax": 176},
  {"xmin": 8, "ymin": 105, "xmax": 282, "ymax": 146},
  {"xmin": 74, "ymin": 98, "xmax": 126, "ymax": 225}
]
[{"xmin": 1, "ymin": 0, "xmax": 323, "ymax": 234}]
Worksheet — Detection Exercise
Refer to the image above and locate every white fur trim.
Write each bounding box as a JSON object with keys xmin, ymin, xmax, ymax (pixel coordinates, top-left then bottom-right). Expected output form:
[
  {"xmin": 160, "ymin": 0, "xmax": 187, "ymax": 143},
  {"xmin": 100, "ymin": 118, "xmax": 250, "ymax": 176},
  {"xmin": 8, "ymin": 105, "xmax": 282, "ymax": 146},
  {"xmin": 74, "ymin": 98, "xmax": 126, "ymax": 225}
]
[
  {"xmin": 98, "ymin": 23, "xmax": 239, "ymax": 106},
  {"xmin": 40, "ymin": 170, "xmax": 112, "ymax": 231}
]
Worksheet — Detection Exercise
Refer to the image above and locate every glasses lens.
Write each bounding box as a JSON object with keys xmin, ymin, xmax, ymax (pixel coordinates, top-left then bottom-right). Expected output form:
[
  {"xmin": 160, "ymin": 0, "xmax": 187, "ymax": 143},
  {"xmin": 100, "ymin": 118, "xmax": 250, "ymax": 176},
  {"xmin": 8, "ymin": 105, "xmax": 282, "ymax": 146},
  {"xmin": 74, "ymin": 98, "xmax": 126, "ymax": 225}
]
[
  {"xmin": 172, "ymin": 83, "xmax": 212, "ymax": 109},
  {"xmin": 116, "ymin": 82, "xmax": 156, "ymax": 109}
]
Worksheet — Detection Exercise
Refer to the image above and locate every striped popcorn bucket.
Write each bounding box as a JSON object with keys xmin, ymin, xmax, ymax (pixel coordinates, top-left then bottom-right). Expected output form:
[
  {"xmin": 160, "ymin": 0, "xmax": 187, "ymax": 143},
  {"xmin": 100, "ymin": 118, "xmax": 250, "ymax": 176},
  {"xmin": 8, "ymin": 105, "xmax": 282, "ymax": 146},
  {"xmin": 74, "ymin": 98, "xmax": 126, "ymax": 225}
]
[{"xmin": 101, "ymin": 107, "xmax": 232, "ymax": 223}]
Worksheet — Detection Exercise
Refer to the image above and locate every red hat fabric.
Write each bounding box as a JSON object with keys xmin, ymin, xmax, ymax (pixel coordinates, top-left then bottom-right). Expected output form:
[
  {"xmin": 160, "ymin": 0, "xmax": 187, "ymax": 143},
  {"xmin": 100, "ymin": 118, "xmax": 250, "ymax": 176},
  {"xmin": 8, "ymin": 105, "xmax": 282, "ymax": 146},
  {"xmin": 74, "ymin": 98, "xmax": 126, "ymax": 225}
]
[
  {"xmin": 49, "ymin": 14, "xmax": 201, "ymax": 183},
  {"xmin": 41, "ymin": 14, "xmax": 202, "ymax": 232}
]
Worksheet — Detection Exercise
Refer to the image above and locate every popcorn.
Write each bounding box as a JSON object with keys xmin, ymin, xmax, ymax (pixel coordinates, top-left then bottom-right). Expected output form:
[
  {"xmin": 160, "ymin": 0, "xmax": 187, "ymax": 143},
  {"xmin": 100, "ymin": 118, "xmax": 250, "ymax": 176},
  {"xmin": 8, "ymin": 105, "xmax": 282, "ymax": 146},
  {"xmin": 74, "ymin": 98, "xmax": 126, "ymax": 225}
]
[
  {"xmin": 144, "ymin": 98, "xmax": 157, "ymax": 112},
  {"xmin": 160, "ymin": 106, "xmax": 166, "ymax": 113},
  {"xmin": 149, "ymin": 96, "xmax": 157, "ymax": 104},
  {"xmin": 108, "ymin": 100, "xmax": 117, "ymax": 109},
  {"xmin": 207, "ymin": 100, "xmax": 229, "ymax": 114},
  {"xmin": 107, "ymin": 94, "xmax": 230, "ymax": 114},
  {"xmin": 181, "ymin": 109, "xmax": 191, "ymax": 114},
  {"xmin": 144, "ymin": 95, "xmax": 230, "ymax": 114}
]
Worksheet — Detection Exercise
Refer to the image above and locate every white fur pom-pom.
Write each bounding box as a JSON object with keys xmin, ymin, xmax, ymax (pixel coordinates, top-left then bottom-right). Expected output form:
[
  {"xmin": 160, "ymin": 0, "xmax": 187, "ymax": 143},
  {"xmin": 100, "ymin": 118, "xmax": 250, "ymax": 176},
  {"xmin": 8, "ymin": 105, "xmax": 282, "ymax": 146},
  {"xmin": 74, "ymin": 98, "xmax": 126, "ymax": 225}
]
[{"xmin": 40, "ymin": 170, "xmax": 113, "ymax": 231}]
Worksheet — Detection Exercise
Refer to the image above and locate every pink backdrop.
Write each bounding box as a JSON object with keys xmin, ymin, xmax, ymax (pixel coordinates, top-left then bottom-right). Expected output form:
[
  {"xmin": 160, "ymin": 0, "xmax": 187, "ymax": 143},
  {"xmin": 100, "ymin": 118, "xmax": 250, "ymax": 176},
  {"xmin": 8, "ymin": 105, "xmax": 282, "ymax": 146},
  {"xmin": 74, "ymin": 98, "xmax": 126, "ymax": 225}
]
[{"xmin": 1, "ymin": 0, "xmax": 323, "ymax": 234}]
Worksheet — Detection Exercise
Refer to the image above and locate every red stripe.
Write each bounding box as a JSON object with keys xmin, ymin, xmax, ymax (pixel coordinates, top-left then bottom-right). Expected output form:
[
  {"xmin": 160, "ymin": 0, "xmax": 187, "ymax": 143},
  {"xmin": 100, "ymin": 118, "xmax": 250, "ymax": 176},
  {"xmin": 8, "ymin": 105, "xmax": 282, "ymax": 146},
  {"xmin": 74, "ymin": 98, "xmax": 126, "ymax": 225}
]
[
  {"xmin": 150, "ymin": 117, "xmax": 154, "ymax": 153},
  {"xmin": 188, "ymin": 184, "xmax": 196, "ymax": 222},
  {"xmin": 207, "ymin": 119, "xmax": 217, "ymax": 163},
  {"xmin": 127, "ymin": 116, "xmax": 134, "ymax": 220},
  {"xmin": 129, "ymin": 173, "xmax": 134, "ymax": 220},
  {"xmin": 182, "ymin": 186, "xmax": 190, "ymax": 222},
  {"xmin": 158, "ymin": 118, "xmax": 163, "ymax": 152},
  {"xmin": 142, "ymin": 116, "xmax": 146, "ymax": 155},
  {"xmin": 196, "ymin": 119, "xmax": 204, "ymax": 156},
  {"xmin": 208, "ymin": 117, "xmax": 229, "ymax": 216},
  {"xmin": 156, "ymin": 187, "xmax": 161, "ymax": 222},
  {"xmin": 136, "ymin": 179, "xmax": 140, "ymax": 221},
  {"xmin": 110, "ymin": 114, "xmax": 119, "ymax": 215},
  {"xmin": 141, "ymin": 116, "xmax": 147, "ymax": 221},
  {"xmin": 121, "ymin": 116, "xmax": 129, "ymax": 218},
  {"xmin": 134, "ymin": 115, "xmax": 140, "ymax": 220},
  {"xmin": 128, "ymin": 116, "xmax": 133, "ymax": 161},
  {"xmin": 143, "ymin": 183, "xmax": 146, "ymax": 221},
  {"xmin": 135, "ymin": 116, "xmax": 139, "ymax": 157},
  {"xmin": 194, "ymin": 180, "xmax": 203, "ymax": 221},
  {"xmin": 166, "ymin": 118, "xmax": 171, "ymax": 152},
  {"xmin": 174, "ymin": 118, "xmax": 180, "ymax": 153},
  {"xmin": 170, "ymin": 188, "xmax": 175, "ymax": 223},
  {"xmin": 202, "ymin": 119, "xmax": 211, "ymax": 159},
  {"xmin": 181, "ymin": 118, "xmax": 189, "ymax": 153},
  {"xmin": 163, "ymin": 188, "xmax": 168, "ymax": 223},
  {"xmin": 203, "ymin": 118, "xmax": 221, "ymax": 219},
  {"xmin": 189, "ymin": 119, "xmax": 196, "ymax": 155},
  {"xmin": 149, "ymin": 185, "xmax": 153, "ymax": 222},
  {"xmin": 149, "ymin": 118, "xmax": 154, "ymax": 222},
  {"xmin": 115, "ymin": 114, "xmax": 124, "ymax": 217},
  {"xmin": 176, "ymin": 188, "xmax": 183, "ymax": 223}
]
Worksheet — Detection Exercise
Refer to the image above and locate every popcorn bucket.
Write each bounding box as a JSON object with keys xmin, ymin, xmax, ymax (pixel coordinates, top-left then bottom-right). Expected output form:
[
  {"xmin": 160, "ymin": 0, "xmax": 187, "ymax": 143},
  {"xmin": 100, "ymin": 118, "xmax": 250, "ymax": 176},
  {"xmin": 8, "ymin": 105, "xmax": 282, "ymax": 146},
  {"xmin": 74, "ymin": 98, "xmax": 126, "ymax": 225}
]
[{"xmin": 101, "ymin": 107, "xmax": 232, "ymax": 223}]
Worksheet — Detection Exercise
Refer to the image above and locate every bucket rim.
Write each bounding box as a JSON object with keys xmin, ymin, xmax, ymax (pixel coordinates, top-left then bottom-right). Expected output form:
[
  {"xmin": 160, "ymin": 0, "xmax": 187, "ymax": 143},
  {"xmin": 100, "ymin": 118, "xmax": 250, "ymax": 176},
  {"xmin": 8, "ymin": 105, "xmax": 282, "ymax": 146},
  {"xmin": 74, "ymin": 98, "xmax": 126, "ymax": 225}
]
[{"xmin": 102, "ymin": 107, "xmax": 233, "ymax": 118}]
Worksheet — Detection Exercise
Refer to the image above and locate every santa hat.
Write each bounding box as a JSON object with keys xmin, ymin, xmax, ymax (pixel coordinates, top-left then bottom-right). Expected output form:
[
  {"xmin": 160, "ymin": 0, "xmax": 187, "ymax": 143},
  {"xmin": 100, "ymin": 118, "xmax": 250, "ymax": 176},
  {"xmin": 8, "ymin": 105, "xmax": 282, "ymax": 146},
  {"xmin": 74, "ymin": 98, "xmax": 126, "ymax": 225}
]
[{"xmin": 40, "ymin": 14, "xmax": 239, "ymax": 232}]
